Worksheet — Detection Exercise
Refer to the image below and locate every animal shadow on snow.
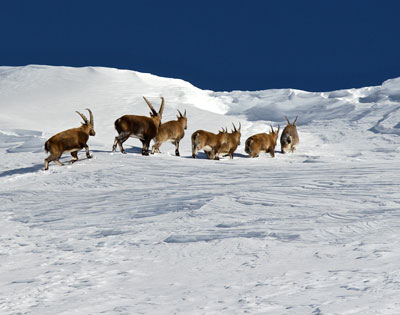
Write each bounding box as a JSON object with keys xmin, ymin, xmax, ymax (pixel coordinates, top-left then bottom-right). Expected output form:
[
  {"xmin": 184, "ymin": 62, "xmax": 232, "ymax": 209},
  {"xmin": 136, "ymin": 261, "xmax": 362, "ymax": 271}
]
[{"xmin": 0, "ymin": 163, "xmax": 44, "ymax": 178}]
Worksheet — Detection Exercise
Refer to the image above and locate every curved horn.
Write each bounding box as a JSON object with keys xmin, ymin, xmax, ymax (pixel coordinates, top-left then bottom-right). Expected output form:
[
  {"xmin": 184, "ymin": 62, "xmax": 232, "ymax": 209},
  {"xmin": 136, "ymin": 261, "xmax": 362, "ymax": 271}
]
[
  {"xmin": 238, "ymin": 122, "xmax": 241, "ymax": 132},
  {"xmin": 86, "ymin": 108, "xmax": 93, "ymax": 125},
  {"xmin": 76, "ymin": 111, "xmax": 89, "ymax": 124},
  {"xmin": 177, "ymin": 109, "xmax": 183, "ymax": 117},
  {"xmin": 270, "ymin": 125, "xmax": 275, "ymax": 133},
  {"xmin": 285, "ymin": 116, "xmax": 290, "ymax": 125},
  {"xmin": 143, "ymin": 96, "xmax": 157, "ymax": 115},
  {"xmin": 159, "ymin": 97, "xmax": 165, "ymax": 115},
  {"xmin": 232, "ymin": 123, "xmax": 237, "ymax": 132},
  {"xmin": 184, "ymin": 109, "xmax": 186, "ymax": 117},
  {"xmin": 293, "ymin": 116, "xmax": 298, "ymax": 125}
]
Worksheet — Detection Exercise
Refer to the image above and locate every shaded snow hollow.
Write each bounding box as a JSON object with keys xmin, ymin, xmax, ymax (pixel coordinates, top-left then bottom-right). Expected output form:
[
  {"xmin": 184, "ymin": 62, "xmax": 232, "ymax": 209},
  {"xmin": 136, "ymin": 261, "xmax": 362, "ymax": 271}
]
[{"xmin": 1, "ymin": 65, "xmax": 400, "ymax": 314}]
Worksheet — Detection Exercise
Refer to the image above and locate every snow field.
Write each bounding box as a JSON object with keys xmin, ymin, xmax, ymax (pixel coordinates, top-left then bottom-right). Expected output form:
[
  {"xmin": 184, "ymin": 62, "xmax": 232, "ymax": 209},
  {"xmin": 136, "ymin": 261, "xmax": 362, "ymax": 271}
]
[{"xmin": 1, "ymin": 65, "xmax": 400, "ymax": 314}]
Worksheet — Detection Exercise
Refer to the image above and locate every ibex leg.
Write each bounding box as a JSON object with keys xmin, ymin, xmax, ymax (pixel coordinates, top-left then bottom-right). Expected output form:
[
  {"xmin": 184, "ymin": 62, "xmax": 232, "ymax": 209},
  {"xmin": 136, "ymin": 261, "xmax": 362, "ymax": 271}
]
[
  {"xmin": 174, "ymin": 141, "xmax": 180, "ymax": 156},
  {"xmin": 84, "ymin": 145, "xmax": 92, "ymax": 159},
  {"xmin": 70, "ymin": 151, "xmax": 79, "ymax": 164},
  {"xmin": 113, "ymin": 132, "xmax": 130, "ymax": 154},
  {"xmin": 141, "ymin": 139, "xmax": 150, "ymax": 156},
  {"xmin": 151, "ymin": 142, "xmax": 161, "ymax": 154},
  {"xmin": 44, "ymin": 153, "xmax": 63, "ymax": 170}
]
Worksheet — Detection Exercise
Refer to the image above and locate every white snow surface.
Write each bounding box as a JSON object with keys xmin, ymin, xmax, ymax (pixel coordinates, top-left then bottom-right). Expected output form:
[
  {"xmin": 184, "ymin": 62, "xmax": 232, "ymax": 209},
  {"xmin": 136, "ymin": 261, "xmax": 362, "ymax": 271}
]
[{"xmin": 1, "ymin": 65, "xmax": 400, "ymax": 314}]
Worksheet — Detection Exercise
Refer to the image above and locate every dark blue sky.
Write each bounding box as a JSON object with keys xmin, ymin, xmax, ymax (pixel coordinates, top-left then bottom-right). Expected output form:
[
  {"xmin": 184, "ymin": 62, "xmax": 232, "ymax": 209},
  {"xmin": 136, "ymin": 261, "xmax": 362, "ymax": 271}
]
[{"xmin": 1, "ymin": 0, "xmax": 400, "ymax": 92}]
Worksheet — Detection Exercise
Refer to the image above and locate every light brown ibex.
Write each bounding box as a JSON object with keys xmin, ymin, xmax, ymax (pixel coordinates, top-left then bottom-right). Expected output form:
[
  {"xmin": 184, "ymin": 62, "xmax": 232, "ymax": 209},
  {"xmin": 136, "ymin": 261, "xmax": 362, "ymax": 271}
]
[
  {"xmin": 245, "ymin": 125, "xmax": 280, "ymax": 158},
  {"xmin": 112, "ymin": 96, "xmax": 165, "ymax": 155},
  {"xmin": 151, "ymin": 109, "xmax": 187, "ymax": 156},
  {"xmin": 217, "ymin": 123, "xmax": 241, "ymax": 159},
  {"xmin": 44, "ymin": 109, "xmax": 95, "ymax": 170},
  {"xmin": 191, "ymin": 128, "xmax": 228, "ymax": 160},
  {"xmin": 281, "ymin": 116, "xmax": 299, "ymax": 154}
]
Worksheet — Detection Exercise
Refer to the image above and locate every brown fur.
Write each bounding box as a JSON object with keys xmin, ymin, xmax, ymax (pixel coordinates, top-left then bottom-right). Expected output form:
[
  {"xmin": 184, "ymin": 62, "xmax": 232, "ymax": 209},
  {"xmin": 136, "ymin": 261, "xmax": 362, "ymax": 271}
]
[
  {"xmin": 281, "ymin": 116, "xmax": 299, "ymax": 154},
  {"xmin": 112, "ymin": 96, "xmax": 164, "ymax": 155},
  {"xmin": 245, "ymin": 125, "xmax": 280, "ymax": 158},
  {"xmin": 191, "ymin": 129, "xmax": 228, "ymax": 160},
  {"xmin": 44, "ymin": 109, "xmax": 95, "ymax": 170},
  {"xmin": 151, "ymin": 109, "xmax": 187, "ymax": 156},
  {"xmin": 218, "ymin": 123, "xmax": 241, "ymax": 159}
]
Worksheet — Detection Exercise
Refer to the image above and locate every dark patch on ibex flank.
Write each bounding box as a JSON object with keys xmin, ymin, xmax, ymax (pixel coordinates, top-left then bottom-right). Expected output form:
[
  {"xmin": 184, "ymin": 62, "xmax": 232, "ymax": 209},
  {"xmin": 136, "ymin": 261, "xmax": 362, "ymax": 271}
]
[
  {"xmin": 44, "ymin": 109, "xmax": 95, "ymax": 170},
  {"xmin": 112, "ymin": 96, "xmax": 165, "ymax": 156}
]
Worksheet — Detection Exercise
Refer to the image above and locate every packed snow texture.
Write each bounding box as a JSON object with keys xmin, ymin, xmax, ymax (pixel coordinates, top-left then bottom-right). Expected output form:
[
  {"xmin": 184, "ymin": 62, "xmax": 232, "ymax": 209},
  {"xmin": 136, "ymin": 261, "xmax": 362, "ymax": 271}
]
[{"xmin": 1, "ymin": 65, "xmax": 400, "ymax": 314}]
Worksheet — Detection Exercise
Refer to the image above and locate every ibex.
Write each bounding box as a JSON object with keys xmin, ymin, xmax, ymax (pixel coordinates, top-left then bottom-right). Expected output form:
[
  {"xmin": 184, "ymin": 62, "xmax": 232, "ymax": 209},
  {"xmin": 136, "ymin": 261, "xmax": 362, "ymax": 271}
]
[
  {"xmin": 191, "ymin": 128, "xmax": 228, "ymax": 160},
  {"xmin": 151, "ymin": 109, "xmax": 187, "ymax": 156},
  {"xmin": 217, "ymin": 123, "xmax": 241, "ymax": 159},
  {"xmin": 245, "ymin": 125, "xmax": 280, "ymax": 158},
  {"xmin": 112, "ymin": 96, "xmax": 165, "ymax": 155},
  {"xmin": 44, "ymin": 109, "xmax": 95, "ymax": 170},
  {"xmin": 281, "ymin": 116, "xmax": 299, "ymax": 154}
]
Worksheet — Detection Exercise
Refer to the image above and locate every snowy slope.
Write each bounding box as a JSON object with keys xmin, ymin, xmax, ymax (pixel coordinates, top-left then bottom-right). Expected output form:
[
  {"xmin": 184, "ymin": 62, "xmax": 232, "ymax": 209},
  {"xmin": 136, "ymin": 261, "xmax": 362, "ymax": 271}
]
[{"xmin": 0, "ymin": 65, "xmax": 400, "ymax": 314}]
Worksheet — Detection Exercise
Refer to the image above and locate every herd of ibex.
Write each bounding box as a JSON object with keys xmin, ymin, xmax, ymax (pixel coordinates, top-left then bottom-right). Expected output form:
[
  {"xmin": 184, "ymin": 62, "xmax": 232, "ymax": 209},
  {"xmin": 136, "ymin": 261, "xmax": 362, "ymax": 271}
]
[{"xmin": 44, "ymin": 96, "xmax": 299, "ymax": 170}]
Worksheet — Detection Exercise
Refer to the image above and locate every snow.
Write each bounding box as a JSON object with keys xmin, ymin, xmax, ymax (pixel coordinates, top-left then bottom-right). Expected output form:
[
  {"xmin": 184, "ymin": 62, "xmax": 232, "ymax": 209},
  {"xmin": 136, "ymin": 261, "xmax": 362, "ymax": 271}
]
[{"xmin": 1, "ymin": 65, "xmax": 400, "ymax": 314}]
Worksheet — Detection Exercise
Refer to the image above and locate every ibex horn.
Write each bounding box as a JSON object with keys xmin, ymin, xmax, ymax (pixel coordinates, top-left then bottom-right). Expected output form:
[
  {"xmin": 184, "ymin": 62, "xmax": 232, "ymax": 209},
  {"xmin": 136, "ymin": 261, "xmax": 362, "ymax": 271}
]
[
  {"xmin": 143, "ymin": 96, "xmax": 157, "ymax": 115},
  {"xmin": 159, "ymin": 97, "xmax": 165, "ymax": 115},
  {"xmin": 76, "ymin": 111, "xmax": 89, "ymax": 124},
  {"xmin": 85, "ymin": 108, "xmax": 93, "ymax": 125}
]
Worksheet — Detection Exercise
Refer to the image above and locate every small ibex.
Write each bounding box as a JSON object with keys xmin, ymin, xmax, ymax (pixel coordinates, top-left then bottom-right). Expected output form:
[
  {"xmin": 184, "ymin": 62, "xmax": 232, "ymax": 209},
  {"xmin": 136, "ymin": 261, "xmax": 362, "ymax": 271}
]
[
  {"xmin": 191, "ymin": 128, "xmax": 228, "ymax": 160},
  {"xmin": 151, "ymin": 109, "xmax": 187, "ymax": 156},
  {"xmin": 245, "ymin": 125, "xmax": 280, "ymax": 158},
  {"xmin": 112, "ymin": 96, "xmax": 165, "ymax": 155},
  {"xmin": 281, "ymin": 116, "xmax": 299, "ymax": 154},
  {"xmin": 44, "ymin": 109, "xmax": 95, "ymax": 170},
  {"xmin": 218, "ymin": 123, "xmax": 241, "ymax": 159}
]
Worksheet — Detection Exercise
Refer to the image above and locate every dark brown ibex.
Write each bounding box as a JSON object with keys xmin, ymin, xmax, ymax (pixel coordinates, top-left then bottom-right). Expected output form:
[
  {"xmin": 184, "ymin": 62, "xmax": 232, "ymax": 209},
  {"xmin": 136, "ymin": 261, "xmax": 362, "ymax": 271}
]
[
  {"xmin": 191, "ymin": 128, "xmax": 228, "ymax": 160},
  {"xmin": 112, "ymin": 97, "xmax": 165, "ymax": 155},
  {"xmin": 44, "ymin": 109, "xmax": 95, "ymax": 170},
  {"xmin": 245, "ymin": 125, "xmax": 280, "ymax": 158},
  {"xmin": 151, "ymin": 109, "xmax": 187, "ymax": 156},
  {"xmin": 218, "ymin": 123, "xmax": 241, "ymax": 159},
  {"xmin": 281, "ymin": 116, "xmax": 299, "ymax": 154}
]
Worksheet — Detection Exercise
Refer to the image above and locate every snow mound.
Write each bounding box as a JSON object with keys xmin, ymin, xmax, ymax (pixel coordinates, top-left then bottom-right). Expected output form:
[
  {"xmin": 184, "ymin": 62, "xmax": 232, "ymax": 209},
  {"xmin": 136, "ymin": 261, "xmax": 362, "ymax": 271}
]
[{"xmin": 1, "ymin": 65, "xmax": 400, "ymax": 314}]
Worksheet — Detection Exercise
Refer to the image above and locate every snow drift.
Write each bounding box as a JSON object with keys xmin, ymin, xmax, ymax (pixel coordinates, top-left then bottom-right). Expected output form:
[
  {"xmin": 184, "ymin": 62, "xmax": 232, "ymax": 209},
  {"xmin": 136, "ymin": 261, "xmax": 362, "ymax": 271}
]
[{"xmin": 0, "ymin": 65, "xmax": 400, "ymax": 314}]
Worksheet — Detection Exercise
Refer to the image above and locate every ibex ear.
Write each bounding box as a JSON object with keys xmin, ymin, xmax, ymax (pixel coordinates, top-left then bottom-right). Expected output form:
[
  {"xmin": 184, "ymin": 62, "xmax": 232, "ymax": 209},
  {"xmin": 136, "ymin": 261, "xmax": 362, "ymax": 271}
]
[{"xmin": 238, "ymin": 122, "xmax": 241, "ymax": 132}]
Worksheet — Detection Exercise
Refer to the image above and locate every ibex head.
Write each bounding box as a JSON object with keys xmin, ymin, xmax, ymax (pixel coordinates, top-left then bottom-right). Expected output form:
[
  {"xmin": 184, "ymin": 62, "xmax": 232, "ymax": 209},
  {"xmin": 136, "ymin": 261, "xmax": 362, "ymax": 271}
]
[
  {"xmin": 177, "ymin": 109, "xmax": 187, "ymax": 130},
  {"xmin": 285, "ymin": 116, "xmax": 298, "ymax": 127},
  {"xmin": 76, "ymin": 108, "xmax": 95, "ymax": 136},
  {"xmin": 143, "ymin": 96, "xmax": 165, "ymax": 128},
  {"xmin": 231, "ymin": 122, "xmax": 241, "ymax": 145},
  {"xmin": 270, "ymin": 125, "xmax": 280, "ymax": 142}
]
